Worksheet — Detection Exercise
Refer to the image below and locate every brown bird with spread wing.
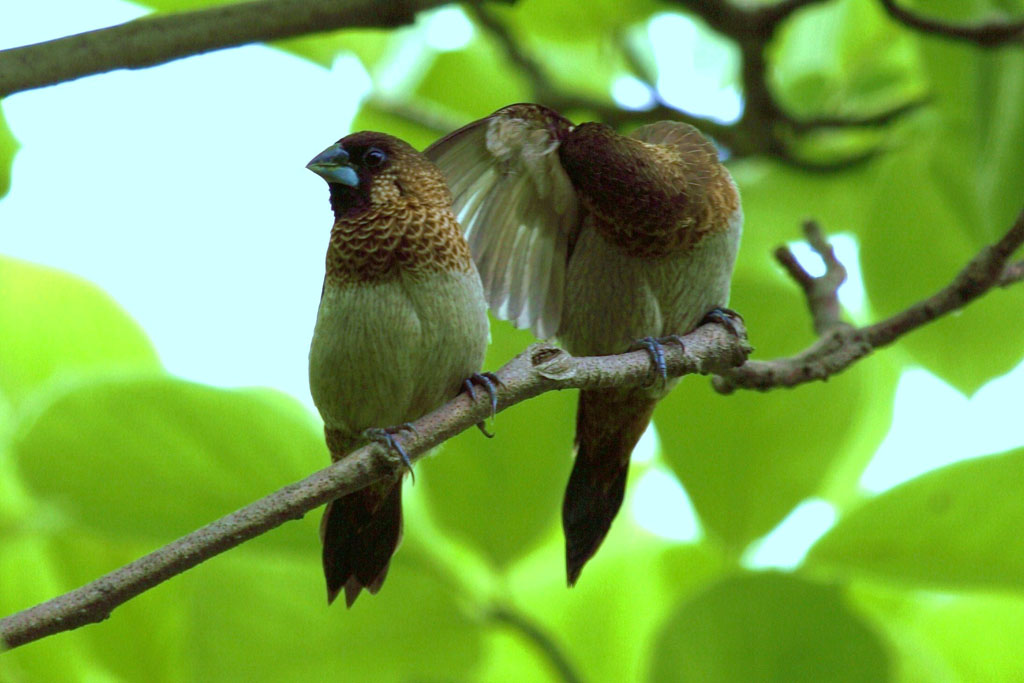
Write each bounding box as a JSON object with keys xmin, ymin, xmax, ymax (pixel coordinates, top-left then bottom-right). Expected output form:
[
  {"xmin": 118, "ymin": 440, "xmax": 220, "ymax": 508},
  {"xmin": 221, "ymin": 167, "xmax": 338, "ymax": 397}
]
[
  {"xmin": 306, "ymin": 131, "xmax": 490, "ymax": 606},
  {"xmin": 426, "ymin": 104, "xmax": 742, "ymax": 585}
]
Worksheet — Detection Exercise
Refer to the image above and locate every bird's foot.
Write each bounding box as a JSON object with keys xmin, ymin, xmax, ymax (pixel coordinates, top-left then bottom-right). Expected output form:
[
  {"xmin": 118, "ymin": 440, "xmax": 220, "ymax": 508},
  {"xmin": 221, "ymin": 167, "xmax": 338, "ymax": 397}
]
[
  {"xmin": 629, "ymin": 335, "xmax": 686, "ymax": 388},
  {"xmin": 463, "ymin": 372, "xmax": 502, "ymax": 438},
  {"xmin": 362, "ymin": 424, "xmax": 418, "ymax": 480},
  {"xmin": 701, "ymin": 307, "xmax": 744, "ymax": 337}
]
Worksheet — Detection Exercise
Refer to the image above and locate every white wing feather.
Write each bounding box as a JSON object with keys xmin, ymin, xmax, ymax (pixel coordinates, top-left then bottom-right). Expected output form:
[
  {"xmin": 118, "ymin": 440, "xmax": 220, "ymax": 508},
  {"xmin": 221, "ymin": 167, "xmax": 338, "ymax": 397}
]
[{"xmin": 425, "ymin": 108, "xmax": 578, "ymax": 339}]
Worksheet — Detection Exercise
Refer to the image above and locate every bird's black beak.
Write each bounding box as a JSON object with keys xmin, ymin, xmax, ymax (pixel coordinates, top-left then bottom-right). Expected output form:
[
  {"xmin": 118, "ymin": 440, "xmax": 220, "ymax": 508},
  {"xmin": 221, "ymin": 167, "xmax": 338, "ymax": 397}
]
[{"xmin": 306, "ymin": 143, "xmax": 359, "ymax": 188}]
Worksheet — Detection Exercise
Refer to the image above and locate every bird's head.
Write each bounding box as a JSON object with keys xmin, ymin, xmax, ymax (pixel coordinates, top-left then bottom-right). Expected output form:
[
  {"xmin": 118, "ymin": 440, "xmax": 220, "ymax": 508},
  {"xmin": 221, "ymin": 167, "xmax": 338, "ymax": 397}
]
[{"xmin": 307, "ymin": 131, "xmax": 450, "ymax": 219}]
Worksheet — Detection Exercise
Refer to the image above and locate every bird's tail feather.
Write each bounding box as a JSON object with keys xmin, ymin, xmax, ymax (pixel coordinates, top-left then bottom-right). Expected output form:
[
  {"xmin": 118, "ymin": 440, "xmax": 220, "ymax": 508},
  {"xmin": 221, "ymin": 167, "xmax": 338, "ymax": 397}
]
[
  {"xmin": 320, "ymin": 478, "xmax": 403, "ymax": 607},
  {"xmin": 563, "ymin": 389, "xmax": 656, "ymax": 586}
]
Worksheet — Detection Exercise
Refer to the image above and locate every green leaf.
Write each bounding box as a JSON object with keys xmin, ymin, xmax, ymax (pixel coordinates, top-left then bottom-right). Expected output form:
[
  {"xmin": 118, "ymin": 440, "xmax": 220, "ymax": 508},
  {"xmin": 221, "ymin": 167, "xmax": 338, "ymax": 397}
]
[
  {"xmin": 12, "ymin": 376, "xmax": 325, "ymax": 555},
  {"xmin": 858, "ymin": 28, "xmax": 1024, "ymax": 394},
  {"xmin": 852, "ymin": 583, "xmax": 1024, "ymax": 683},
  {"xmin": 476, "ymin": 629, "xmax": 562, "ymax": 683},
  {"xmin": 860, "ymin": 155, "xmax": 1024, "ymax": 395},
  {"xmin": 503, "ymin": 518, "xmax": 723, "ymax": 683},
  {"xmin": 498, "ymin": 0, "xmax": 659, "ymax": 44},
  {"xmin": 7, "ymin": 374, "xmax": 484, "ymax": 677},
  {"xmin": 273, "ymin": 29, "xmax": 393, "ymax": 70},
  {"xmin": 806, "ymin": 447, "xmax": 1024, "ymax": 590},
  {"xmin": 0, "ymin": 257, "xmax": 161, "ymax": 407},
  {"xmin": 520, "ymin": 35, "xmax": 628, "ymax": 103},
  {"xmin": 647, "ymin": 572, "xmax": 892, "ymax": 682},
  {"xmin": 415, "ymin": 36, "xmax": 532, "ymax": 121},
  {"xmin": 185, "ymin": 545, "xmax": 483, "ymax": 680},
  {"xmin": 351, "ymin": 101, "xmax": 449, "ymax": 153},
  {"xmin": 418, "ymin": 319, "xmax": 573, "ymax": 569},
  {"xmin": 730, "ymin": 159, "xmax": 882, "ymax": 280},
  {"xmin": 132, "ymin": 0, "xmax": 398, "ymax": 69},
  {"xmin": 44, "ymin": 535, "xmax": 188, "ymax": 681},
  {"xmin": 773, "ymin": 0, "xmax": 924, "ymax": 119},
  {"xmin": 657, "ymin": 269, "xmax": 897, "ymax": 549},
  {"xmin": 133, "ymin": 0, "xmax": 232, "ymax": 10},
  {"xmin": 0, "ymin": 105, "xmax": 18, "ymax": 199},
  {"xmin": 890, "ymin": 592, "xmax": 1024, "ymax": 683},
  {"xmin": 0, "ymin": 537, "xmax": 117, "ymax": 681},
  {"xmin": 2, "ymin": 524, "xmax": 483, "ymax": 681}
]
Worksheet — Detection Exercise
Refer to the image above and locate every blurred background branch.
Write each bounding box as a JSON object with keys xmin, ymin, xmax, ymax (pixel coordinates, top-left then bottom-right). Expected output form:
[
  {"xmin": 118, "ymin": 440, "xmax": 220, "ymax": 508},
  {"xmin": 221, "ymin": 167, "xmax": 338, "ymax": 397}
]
[
  {"xmin": 426, "ymin": 0, "xmax": 937, "ymax": 168},
  {"xmin": 879, "ymin": 0, "xmax": 1024, "ymax": 46}
]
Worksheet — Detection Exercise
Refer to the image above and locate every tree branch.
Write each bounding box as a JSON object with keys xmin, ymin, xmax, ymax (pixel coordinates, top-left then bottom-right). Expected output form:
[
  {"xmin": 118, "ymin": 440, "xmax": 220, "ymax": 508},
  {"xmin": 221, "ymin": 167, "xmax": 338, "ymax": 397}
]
[
  {"xmin": 0, "ymin": 323, "xmax": 749, "ymax": 650},
  {"xmin": 773, "ymin": 220, "xmax": 847, "ymax": 334},
  {"xmin": 715, "ymin": 206, "xmax": 1024, "ymax": 393},
  {"xmin": 878, "ymin": 0, "xmax": 1024, "ymax": 47},
  {"xmin": 0, "ymin": 0, "xmax": 455, "ymax": 98}
]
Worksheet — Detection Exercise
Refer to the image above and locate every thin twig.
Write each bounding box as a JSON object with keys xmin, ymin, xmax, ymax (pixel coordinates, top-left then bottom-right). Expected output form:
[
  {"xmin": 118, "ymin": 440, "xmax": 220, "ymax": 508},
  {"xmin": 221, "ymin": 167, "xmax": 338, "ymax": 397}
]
[
  {"xmin": 716, "ymin": 207, "xmax": 1024, "ymax": 393},
  {"xmin": 775, "ymin": 220, "xmax": 848, "ymax": 334}
]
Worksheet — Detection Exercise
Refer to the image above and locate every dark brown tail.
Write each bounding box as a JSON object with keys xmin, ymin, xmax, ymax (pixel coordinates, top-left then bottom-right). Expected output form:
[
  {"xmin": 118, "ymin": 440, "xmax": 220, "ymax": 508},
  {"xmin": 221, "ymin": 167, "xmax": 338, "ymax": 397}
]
[
  {"xmin": 320, "ymin": 478, "xmax": 403, "ymax": 607},
  {"xmin": 563, "ymin": 389, "xmax": 657, "ymax": 586}
]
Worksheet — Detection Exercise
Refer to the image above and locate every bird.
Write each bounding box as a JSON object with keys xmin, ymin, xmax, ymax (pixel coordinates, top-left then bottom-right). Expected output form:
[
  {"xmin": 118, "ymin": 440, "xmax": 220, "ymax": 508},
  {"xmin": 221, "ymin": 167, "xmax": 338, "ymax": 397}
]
[
  {"xmin": 425, "ymin": 104, "xmax": 742, "ymax": 585},
  {"xmin": 306, "ymin": 131, "xmax": 491, "ymax": 606}
]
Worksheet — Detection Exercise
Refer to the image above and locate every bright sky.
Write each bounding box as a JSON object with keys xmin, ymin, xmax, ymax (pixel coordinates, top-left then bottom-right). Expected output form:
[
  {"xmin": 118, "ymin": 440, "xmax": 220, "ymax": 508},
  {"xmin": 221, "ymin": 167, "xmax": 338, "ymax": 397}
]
[{"xmin": 2, "ymin": 1, "xmax": 1022, "ymax": 565}]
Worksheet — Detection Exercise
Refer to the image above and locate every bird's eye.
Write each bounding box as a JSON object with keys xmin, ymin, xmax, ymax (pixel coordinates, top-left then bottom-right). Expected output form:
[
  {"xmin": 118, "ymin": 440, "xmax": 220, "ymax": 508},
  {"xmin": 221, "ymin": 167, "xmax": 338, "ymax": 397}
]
[{"xmin": 363, "ymin": 147, "xmax": 387, "ymax": 168}]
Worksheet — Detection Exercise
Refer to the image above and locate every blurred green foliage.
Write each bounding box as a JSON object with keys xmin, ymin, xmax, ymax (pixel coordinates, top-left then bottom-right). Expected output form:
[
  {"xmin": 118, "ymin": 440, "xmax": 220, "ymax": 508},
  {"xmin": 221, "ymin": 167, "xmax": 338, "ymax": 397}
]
[{"xmin": 2, "ymin": 0, "xmax": 1024, "ymax": 680}]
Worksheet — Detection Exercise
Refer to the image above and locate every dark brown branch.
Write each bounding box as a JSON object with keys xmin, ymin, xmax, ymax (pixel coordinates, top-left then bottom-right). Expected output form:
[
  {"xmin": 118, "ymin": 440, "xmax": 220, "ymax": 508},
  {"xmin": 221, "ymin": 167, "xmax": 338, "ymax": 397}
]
[
  {"xmin": 0, "ymin": 324, "xmax": 750, "ymax": 650},
  {"xmin": 784, "ymin": 97, "xmax": 930, "ymax": 133},
  {"xmin": 673, "ymin": 0, "xmax": 830, "ymax": 38},
  {"xmin": 0, "ymin": 0, "xmax": 454, "ymax": 98},
  {"xmin": 767, "ymin": 142, "xmax": 887, "ymax": 172},
  {"xmin": 716, "ymin": 206, "xmax": 1024, "ymax": 393},
  {"xmin": 879, "ymin": 0, "xmax": 1024, "ymax": 47}
]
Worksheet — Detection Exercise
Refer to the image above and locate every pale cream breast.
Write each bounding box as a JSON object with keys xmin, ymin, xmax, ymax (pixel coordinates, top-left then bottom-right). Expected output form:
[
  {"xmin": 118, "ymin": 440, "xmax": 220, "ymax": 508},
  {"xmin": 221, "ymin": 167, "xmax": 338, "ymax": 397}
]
[
  {"xmin": 558, "ymin": 206, "xmax": 742, "ymax": 360},
  {"xmin": 309, "ymin": 268, "xmax": 489, "ymax": 437}
]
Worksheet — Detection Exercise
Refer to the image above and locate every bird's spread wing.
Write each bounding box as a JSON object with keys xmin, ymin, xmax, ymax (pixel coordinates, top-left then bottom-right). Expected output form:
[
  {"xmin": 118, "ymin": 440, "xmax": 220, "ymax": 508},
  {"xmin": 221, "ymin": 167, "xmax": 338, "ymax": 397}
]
[{"xmin": 425, "ymin": 104, "xmax": 579, "ymax": 339}]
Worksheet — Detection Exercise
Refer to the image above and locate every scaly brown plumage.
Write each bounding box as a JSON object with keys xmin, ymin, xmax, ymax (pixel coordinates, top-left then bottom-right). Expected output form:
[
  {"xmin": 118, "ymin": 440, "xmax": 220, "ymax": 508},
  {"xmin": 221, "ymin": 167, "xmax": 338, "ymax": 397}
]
[
  {"xmin": 426, "ymin": 104, "xmax": 742, "ymax": 585},
  {"xmin": 307, "ymin": 131, "xmax": 489, "ymax": 606}
]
